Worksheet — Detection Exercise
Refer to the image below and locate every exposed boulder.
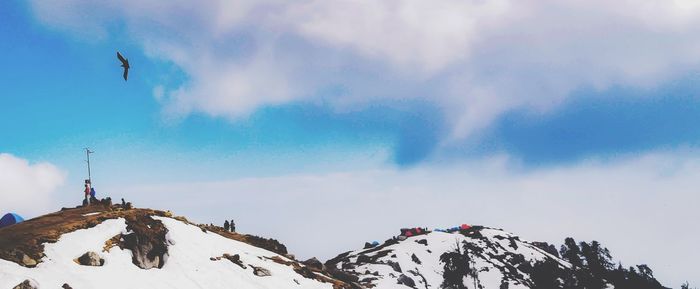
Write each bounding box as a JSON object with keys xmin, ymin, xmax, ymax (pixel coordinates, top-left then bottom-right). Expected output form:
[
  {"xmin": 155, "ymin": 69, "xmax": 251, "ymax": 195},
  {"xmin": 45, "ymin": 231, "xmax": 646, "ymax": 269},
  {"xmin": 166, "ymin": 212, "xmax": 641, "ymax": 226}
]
[
  {"xmin": 252, "ymin": 265, "xmax": 272, "ymax": 277},
  {"xmin": 12, "ymin": 280, "xmax": 36, "ymax": 289},
  {"xmin": 397, "ymin": 274, "xmax": 416, "ymax": 288},
  {"xmin": 20, "ymin": 253, "xmax": 37, "ymax": 267},
  {"xmin": 62, "ymin": 284, "xmax": 73, "ymax": 289},
  {"xmin": 415, "ymin": 239, "xmax": 428, "ymax": 246},
  {"xmin": 411, "ymin": 253, "xmax": 421, "ymax": 265},
  {"xmin": 222, "ymin": 253, "xmax": 247, "ymax": 269},
  {"xmin": 75, "ymin": 251, "xmax": 105, "ymax": 266}
]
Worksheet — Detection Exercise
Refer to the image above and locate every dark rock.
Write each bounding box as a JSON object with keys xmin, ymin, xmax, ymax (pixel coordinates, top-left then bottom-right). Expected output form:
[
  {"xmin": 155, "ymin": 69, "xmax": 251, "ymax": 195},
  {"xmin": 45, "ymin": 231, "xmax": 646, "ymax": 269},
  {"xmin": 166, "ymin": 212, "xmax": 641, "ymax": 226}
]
[
  {"xmin": 101, "ymin": 197, "xmax": 112, "ymax": 206},
  {"xmin": 62, "ymin": 284, "xmax": 73, "ymax": 289},
  {"xmin": 356, "ymin": 254, "xmax": 371, "ymax": 264},
  {"xmin": 294, "ymin": 266, "xmax": 316, "ymax": 279},
  {"xmin": 302, "ymin": 257, "xmax": 324, "ymax": 271},
  {"xmin": 361, "ymin": 276, "xmax": 379, "ymax": 283},
  {"xmin": 222, "ymin": 253, "xmax": 246, "ymax": 269},
  {"xmin": 328, "ymin": 267, "xmax": 360, "ymax": 283},
  {"xmin": 387, "ymin": 260, "xmax": 402, "ymax": 272},
  {"xmin": 243, "ymin": 235, "xmax": 288, "ymax": 256},
  {"xmin": 12, "ymin": 280, "xmax": 36, "ymax": 289},
  {"xmin": 397, "ymin": 274, "xmax": 416, "ymax": 287},
  {"xmin": 411, "ymin": 253, "xmax": 421, "ymax": 265},
  {"xmin": 76, "ymin": 251, "xmax": 105, "ymax": 266},
  {"xmin": 253, "ymin": 265, "xmax": 272, "ymax": 277},
  {"xmin": 416, "ymin": 239, "xmax": 428, "ymax": 246}
]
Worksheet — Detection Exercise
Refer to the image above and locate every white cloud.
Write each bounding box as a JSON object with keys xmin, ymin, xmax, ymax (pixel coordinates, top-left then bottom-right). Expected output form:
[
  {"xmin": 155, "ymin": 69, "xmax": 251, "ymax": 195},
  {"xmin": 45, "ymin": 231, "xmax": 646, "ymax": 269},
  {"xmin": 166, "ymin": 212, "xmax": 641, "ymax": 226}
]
[
  {"xmin": 28, "ymin": 0, "xmax": 700, "ymax": 140},
  {"xmin": 290, "ymin": 0, "xmax": 510, "ymax": 73},
  {"xmin": 115, "ymin": 150, "xmax": 699, "ymax": 286},
  {"xmin": 0, "ymin": 153, "xmax": 66, "ymax": 216}
]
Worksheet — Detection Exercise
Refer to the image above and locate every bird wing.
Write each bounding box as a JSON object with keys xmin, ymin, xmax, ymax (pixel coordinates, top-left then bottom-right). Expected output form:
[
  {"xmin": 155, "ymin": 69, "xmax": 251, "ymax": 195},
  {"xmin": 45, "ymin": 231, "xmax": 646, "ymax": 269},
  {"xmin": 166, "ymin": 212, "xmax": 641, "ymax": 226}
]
[
  {"xmin": 123, "ymin": 67, "xmax": 129, "ymax": 81},
  {"xmin": 117, "ymin": 51, "xmax": 127, "ymax": 63}
]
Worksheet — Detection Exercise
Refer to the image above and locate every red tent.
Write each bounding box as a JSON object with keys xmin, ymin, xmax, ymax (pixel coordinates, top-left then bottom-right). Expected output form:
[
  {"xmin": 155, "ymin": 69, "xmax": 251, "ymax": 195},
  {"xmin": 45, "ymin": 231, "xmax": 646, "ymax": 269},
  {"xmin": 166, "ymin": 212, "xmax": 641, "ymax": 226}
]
[{"xmin": 460, "ymin": 224, "xmax": 471, "ymax": 230}]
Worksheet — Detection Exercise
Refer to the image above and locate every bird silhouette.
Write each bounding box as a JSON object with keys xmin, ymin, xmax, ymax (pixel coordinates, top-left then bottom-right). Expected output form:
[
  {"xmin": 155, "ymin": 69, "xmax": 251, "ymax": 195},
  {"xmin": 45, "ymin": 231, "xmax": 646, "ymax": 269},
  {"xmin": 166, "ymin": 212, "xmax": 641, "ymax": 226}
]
[{"xmin": 116, "ymin": 51, "xmax": 130, "ymax": 81}]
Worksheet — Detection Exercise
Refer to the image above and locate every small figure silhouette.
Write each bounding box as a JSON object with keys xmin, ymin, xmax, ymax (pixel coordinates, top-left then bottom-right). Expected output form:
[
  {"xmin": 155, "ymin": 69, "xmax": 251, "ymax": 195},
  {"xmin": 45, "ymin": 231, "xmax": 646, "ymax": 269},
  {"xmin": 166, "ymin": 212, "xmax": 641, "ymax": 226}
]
[{"xmin": 117, "ymin": 51, "xmax": 130, "ymax": 81}]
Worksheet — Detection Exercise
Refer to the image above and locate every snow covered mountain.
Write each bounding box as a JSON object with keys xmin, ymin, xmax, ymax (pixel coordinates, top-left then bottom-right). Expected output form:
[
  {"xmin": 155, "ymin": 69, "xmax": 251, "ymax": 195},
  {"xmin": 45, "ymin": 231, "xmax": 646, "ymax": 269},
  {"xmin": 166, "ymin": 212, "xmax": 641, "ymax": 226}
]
[
  {"xmin": 327, "ymin": 226, "xmax": 565, "ymax": 289},
  {"xmin": 0, "ymin": 204, "xmax": 671, "ymax": 289},
  {"xmin": 326, "ymin": 226, "xmax": 670, "ymax": 289},
  {"xmin": 0, "ymin": 204, "xmax": 352, "ymax": 289}
]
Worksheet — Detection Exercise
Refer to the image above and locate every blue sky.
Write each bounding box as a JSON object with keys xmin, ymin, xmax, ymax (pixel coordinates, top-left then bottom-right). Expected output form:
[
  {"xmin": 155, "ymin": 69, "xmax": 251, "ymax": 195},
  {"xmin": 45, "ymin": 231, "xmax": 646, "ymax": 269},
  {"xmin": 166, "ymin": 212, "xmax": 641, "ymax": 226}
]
[
  {"xmin": 4, "ymin": 1, "xmax": 700, "ymax": 170},
  {"xmin": 2, "ymin": 1, "xmax": 700, "ymax": 286}
]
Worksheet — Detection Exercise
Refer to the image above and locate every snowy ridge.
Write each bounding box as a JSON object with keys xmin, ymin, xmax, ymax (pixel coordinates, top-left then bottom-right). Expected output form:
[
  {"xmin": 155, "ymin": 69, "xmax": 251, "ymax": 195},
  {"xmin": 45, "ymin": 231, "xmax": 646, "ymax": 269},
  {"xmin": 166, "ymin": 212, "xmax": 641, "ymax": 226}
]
[
  {"xmin": 0, "ymin": 216, "xmax": 341, "ymax": 289},
  {"xmin": 0, "ymin": 207, "xmax": 673, "ymax": 289},
  {"xmin": 329, "ymin": 226, "xmax": 570, "ymax": 289}
]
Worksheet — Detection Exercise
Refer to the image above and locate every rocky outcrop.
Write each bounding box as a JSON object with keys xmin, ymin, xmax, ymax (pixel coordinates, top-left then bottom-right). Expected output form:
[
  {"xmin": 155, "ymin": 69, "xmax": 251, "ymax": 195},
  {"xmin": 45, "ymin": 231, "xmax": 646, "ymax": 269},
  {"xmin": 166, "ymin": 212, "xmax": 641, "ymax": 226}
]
[
  {"xmin": 302, "ymin": 257, "xmax": 325, "ymax": 271},
  {"xmin": 243, "ymin": 235, "xmax": 287, "ymax": 256},
  {"xmin": 75, "ymin": 251, "xmax": 104, "ymax": 266},
  {"xmin": 326, "ymin": 267, "xmax": 360, "ymax": 284},
  {"xmin": 12, "ymin": 280, "xmax": 36, "ymax": 289},
  {"xmin": 252, "ymin": 265, "xmax": 272, "ymax": 277},
  {"xmin": 120, "ymin": 214, "xmax": 169, "ymax": 269}
]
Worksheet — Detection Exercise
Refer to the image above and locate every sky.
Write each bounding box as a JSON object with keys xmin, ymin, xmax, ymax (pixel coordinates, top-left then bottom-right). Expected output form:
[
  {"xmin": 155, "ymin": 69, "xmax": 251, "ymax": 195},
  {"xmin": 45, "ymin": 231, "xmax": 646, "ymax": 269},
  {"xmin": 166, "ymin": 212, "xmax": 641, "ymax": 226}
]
[{"xmin": 1, "ymin": 0, "xmax": 699, "ymax": 286}]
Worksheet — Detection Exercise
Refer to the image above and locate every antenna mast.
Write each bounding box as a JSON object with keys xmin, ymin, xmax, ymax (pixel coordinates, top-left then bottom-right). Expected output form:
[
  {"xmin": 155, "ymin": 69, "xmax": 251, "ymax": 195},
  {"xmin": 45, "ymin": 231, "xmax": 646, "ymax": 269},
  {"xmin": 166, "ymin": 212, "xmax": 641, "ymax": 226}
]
[{"xmin": 84, "ymin": 148, "xmax": 94, "ymax": 183}]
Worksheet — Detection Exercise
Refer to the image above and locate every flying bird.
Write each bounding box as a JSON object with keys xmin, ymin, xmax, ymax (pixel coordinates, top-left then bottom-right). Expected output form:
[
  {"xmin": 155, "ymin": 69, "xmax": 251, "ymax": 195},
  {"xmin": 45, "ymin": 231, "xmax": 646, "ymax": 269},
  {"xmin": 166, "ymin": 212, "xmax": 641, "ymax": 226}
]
[{"xmin": 116, "ymin": 51, "xmax": 130, "ymax": 81}]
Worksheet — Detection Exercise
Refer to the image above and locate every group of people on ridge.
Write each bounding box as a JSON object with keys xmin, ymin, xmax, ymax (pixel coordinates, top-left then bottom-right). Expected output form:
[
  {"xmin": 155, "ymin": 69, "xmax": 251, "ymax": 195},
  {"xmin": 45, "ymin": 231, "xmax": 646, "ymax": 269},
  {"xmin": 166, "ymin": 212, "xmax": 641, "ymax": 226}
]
[{"xmin": 223, "ymin": 219, "xmax": 236, "ymax": 232}]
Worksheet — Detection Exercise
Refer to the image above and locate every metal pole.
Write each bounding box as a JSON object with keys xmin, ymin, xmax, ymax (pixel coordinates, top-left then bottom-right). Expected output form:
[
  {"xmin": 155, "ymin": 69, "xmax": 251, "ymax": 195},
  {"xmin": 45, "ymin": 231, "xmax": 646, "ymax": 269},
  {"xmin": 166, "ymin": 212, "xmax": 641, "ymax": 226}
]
[{"xmin": 85, "ymin": 148, "xmax": 94, "ymax": 183}]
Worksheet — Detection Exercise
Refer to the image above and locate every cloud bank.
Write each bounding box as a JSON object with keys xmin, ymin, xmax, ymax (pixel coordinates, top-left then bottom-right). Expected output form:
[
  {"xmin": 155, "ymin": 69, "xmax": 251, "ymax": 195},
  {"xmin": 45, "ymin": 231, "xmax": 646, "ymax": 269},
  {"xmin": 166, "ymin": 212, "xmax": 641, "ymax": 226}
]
[
  {"xmin": 0, "ymin": 153, "xmax": 66, "ymax": 216},
  {"xmin": 116, "ymin": 150, "xmax": 699, "ymax": 286},
  {"xmin": 29, "ymin": 0, "xmax": 700, "ymax": 142}
]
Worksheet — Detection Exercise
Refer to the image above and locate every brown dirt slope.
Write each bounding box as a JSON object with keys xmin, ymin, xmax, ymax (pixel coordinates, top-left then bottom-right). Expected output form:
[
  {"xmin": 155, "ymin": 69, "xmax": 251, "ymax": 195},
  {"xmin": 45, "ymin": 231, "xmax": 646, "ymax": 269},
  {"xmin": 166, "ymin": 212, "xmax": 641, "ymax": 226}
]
[{"xmin": 0, "ymin": 204, "xmax": 167, "ymax": 267}]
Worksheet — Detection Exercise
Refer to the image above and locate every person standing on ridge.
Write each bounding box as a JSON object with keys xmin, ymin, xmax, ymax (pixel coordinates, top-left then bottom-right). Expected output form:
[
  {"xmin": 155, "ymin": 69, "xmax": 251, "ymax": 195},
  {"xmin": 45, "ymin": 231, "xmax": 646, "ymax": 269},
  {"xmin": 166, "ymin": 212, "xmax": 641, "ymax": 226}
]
[
  {"xmin": 83, "ymin": 180, "xmax": 91, "ymax": 205},
  {"xmin": 230, "ymin": 220, "xmax": 236, "ymax": 232},
  {"xmin": 224, "ymin": 220, "xmax": 230, "ymax": 232}
]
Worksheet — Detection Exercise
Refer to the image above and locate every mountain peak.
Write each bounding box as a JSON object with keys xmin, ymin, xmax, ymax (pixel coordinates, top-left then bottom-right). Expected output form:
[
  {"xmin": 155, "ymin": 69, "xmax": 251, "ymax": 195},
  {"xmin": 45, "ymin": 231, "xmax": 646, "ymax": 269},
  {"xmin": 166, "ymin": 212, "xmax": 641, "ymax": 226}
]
[{"xmin": 0, "ymin": 203, "xmax": 355, "ymax": 289}]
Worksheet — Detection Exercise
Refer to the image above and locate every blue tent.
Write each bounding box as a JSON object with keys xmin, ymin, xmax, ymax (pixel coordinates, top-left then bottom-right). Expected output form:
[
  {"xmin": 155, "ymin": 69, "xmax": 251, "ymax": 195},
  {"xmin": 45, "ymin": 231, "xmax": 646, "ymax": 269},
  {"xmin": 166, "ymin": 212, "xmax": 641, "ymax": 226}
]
[{"xmin": 0, "ymin": 213, "xmax": 24, "ymax": 229}]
